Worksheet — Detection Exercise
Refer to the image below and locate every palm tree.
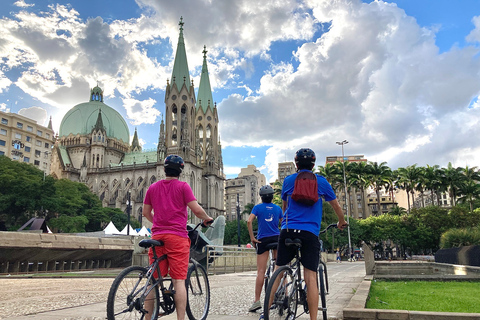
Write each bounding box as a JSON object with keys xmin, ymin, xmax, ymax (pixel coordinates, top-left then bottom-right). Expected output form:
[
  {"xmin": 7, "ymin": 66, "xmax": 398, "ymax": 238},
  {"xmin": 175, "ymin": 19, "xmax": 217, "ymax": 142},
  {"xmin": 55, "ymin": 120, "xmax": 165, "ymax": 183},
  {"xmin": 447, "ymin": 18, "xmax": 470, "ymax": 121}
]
[
  {"xmin": 388, "ymin": 206, "xmax": 407, "ymax": 216},
  {"xmin": 423, "ymin": 164, "xmax": 440, "ymax": 206},
  {"xmin": 397, "ymin": 164, "xmax": 421, "ymax": 212},
  {"xmin": 414, "ymin": 166, "xmax": 427, "ymax": 208},
  {"xmin": 457, "ymin": 180, "xmax": 480, "ymax": 212},
  {"xmin": 367, "ymin": 161, "xmax": 391, "ymax": 215},
  {"xmin": 442, "ymin": 162, "xmax": 464, "ymax": 206},
  {"xmin": 349, "ymin": 161, "xmax": 371, "ymax": 217}
]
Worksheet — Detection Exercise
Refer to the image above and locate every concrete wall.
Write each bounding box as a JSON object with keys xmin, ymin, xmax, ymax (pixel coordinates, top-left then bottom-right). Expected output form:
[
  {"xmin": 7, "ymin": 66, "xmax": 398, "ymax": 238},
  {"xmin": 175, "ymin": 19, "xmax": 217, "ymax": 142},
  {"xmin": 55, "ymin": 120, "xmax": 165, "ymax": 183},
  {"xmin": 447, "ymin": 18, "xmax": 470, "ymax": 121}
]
[{"xmin": 0, "ymin": 231, "xmax": 134, "ymax": 274}]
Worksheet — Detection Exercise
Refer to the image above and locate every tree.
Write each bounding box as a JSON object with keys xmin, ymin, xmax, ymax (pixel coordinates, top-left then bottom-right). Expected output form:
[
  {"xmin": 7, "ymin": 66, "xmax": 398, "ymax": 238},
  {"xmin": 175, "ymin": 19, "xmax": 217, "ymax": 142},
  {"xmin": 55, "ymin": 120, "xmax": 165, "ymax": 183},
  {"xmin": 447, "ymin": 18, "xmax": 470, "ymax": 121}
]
[
  {"xmin": 457, "ymin": 180, "xmax": 480, "ymax": 212},
  {"xmin": 442, "ymin": 162, "xmax": 464, "ymax": 206},
  {"xmin": 388, "ymin": 206, "xmax": 407, "ymax": 216},
  {"xmin": 367, "ymin": 161, "xmax": 391, "ymax": 215},
  {"xmin": 397, "ymin": 165, "xmax": 421, "ymax": 213},
  {"xmin": 223, "ymin": 219, "xmax": 250, "ymax": 245}
]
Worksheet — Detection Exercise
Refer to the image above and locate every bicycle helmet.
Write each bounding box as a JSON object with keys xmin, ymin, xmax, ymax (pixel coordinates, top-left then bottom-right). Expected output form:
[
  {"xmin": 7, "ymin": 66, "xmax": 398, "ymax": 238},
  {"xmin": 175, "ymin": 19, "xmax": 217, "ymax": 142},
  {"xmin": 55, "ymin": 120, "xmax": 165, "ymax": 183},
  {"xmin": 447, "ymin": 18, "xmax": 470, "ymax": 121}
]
[
  {"xmin": 295, "ymin": 148, "xmax": 316, "ymax": 170},
  {"xmin": 259, "ymin": 185, "xmax": 274, "ymax": 196},
  {"xmin": 164, "ymin": 154, "xmax": 184, "ymax": 174}
]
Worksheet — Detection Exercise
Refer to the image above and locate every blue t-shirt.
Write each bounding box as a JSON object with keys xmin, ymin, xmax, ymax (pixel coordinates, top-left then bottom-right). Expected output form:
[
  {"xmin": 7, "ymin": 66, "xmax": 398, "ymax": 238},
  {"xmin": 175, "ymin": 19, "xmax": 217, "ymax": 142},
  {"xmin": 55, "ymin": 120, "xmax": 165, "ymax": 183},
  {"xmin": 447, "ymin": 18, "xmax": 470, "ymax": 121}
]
[
  {"xmin": 252, "ymin": 202, "xmax": 283, "ymax": 239},
  {"xmin": 281, "ymin": 170, "xmax": 337, "ymax": 235}
]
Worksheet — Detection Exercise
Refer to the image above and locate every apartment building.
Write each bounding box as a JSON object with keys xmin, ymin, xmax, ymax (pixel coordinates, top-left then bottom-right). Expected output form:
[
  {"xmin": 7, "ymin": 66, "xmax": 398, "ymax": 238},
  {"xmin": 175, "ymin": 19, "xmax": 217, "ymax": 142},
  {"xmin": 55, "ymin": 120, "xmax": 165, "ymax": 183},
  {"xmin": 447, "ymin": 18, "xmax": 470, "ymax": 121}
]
[
  {"xmin": 0, "ymin": 111, "xmax": 55, "ymax": 174},
  {"xmin": 224, "ymin": 164, "xmax": 266, "ymax": 221},
  {"xmin": 278, "ymin": 161, "xmax": 295, "ymax": 185}
]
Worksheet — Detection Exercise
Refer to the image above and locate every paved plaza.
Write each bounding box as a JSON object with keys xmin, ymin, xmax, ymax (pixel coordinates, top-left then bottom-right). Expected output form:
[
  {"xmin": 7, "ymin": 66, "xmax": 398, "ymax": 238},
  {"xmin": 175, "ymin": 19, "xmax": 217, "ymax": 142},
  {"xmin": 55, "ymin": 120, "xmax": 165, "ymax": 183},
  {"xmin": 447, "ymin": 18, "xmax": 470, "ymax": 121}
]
[{"xmin": 0, "ymin": 261, "xmax": 366, "ymax": 320}]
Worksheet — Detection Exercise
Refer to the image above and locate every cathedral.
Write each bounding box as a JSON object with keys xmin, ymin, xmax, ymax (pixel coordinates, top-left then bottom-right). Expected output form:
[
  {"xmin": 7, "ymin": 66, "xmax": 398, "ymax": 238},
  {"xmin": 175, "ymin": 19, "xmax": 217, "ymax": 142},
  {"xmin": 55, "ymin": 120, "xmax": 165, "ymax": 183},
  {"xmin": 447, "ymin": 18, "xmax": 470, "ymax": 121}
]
[{"xmin": 50, "ymin": 18, "xmax": 225, "ymax": 226}]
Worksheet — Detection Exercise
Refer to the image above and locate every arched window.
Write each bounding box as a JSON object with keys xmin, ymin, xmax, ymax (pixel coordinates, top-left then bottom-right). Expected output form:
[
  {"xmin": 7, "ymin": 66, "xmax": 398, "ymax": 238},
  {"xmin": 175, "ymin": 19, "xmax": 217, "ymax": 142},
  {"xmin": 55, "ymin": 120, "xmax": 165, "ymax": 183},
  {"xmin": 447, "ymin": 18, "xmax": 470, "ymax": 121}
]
[
  {"xmin": 198, "ymin": 125, "xmax": 204, "ymax": 139},
  {"xmin": 206, "ymin": 125, "xmax": 211, "ymax": 139}
]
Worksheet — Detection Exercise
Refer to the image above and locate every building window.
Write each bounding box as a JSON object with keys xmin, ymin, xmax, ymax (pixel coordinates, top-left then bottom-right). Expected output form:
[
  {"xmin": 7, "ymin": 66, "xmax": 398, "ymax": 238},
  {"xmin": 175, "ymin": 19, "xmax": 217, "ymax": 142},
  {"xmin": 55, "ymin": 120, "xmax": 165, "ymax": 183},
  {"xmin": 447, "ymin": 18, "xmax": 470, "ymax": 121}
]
[
  {"xmin": 17, "ymin": 122, "xmax": 23, "ymax": 129},
  {"xmin": 35, "ymin": 150, "xmax": 41, "ymax": 157},
  {"xmin": 45, "ymin": 142, "xmax": 49, "ymax": 148},
  {"xmin": 0, "ymin": 140, "xmax": 5, "ymax": 146},
  {"xmin": 0, "ymin": 129, "xmax": 6, "ymax": 135},
  {"xmin": 13, "ymin": 142, "xmax": 21, "ymax": 150},
  {"xmin": 25, "ymin": 146, "xmax": 30, "ymax": 152},
  {"xmin": 1, "ymin": 118, "xmax": 7, "ymax": 125},
  {"xmin": 0, "ymin": 151, "xmax": 4, "ymax": 156},
  {"xmin": 27, "ymin": 126, "xmax": 33, "ymax": 132},
  {"xmin": 24, "ymin": 157, "xmax": 30, "ymax": 163},
  {"xmin": 15, "ymin": 133, "xmax": 21, "ymax": 139},
  {"xmin": 36, "ymin": 140, "xmax": 42, "ymax": 146},
  {"xmin": 37, "ymin": 130, "xmax": 42, "ymax": 136},
  {"xmin": 46, "ymin": 133, "xmax": 50, "ymax": 139},
  {"xmin": 34, "ymin": 160, "xmax": 40, "ymax": 166}
]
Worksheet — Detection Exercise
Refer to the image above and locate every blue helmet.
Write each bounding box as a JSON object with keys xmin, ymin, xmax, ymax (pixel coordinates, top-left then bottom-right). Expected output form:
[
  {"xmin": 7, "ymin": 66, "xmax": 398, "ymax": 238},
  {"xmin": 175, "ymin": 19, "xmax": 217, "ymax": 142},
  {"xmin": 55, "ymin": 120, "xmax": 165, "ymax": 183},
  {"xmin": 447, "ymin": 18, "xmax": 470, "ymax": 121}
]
[
  {"xmin": 164, "ymin": 154, "xmax": 184, "ymax": 174},
  {"xmin": 295, "ymin": 148, "xmax": 316, "ymax": 169}
]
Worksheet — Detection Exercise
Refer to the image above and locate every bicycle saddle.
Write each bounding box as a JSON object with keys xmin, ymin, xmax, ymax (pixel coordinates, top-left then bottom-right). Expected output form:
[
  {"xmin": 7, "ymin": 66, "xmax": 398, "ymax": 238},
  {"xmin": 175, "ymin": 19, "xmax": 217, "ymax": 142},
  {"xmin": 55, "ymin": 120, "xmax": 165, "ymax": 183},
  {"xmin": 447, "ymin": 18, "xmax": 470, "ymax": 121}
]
[
  {"xmin": 138, "ymin": 239, "xmax": 164, "ymax": 248},
  {"xmin": 265, "ymin": 242, "xmax": 278, "ymax": 250},
  {"xmin": 285, "ymin": 238, "xmax": 302, "ymax": 248}
]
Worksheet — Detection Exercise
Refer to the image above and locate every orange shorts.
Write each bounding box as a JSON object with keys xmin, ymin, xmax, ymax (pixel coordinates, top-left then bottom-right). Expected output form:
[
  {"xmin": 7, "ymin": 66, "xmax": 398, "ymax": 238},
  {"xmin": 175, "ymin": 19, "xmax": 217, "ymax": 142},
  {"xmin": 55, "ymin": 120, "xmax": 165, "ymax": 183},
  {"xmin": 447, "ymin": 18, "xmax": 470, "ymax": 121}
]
[{"xmin": 148, "ymin": 234, "xmax": 190, "ymax": 280}]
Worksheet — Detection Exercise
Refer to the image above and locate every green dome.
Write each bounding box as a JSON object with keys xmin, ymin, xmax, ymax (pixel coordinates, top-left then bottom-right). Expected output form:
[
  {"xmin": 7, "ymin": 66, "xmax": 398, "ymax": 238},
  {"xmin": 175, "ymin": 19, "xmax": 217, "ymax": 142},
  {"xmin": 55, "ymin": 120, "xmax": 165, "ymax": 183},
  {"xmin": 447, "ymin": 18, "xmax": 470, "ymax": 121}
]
[{"xmin": 59, "ymin": 100, "xmax": 130, "ymax": 143}]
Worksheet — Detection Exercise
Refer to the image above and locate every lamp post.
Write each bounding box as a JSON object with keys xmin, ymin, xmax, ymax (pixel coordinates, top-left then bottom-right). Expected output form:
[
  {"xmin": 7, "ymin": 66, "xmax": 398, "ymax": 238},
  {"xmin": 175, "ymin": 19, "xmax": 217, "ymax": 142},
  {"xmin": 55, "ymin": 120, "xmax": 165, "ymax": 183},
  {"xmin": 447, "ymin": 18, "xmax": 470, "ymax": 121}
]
[
  {"xmin": 204, "ymin": 176, "xmax": 209, "ymax": 218},
  {"xmin": 126, "ymin": 190, "xmax": 131, "ymax": 235},
  {"xmin": 236, "ymin": 193, "xmax": 241, "ymax": 247},
  {"xmin": 336, "ymin": 140, "xmax": 352, "ymax": 260}
]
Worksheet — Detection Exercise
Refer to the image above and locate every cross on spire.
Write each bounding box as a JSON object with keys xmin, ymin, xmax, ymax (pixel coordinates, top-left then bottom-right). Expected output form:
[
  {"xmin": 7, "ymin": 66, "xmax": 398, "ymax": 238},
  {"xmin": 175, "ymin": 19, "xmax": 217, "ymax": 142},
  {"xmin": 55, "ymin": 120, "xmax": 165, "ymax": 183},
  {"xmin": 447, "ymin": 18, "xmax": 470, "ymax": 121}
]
[
  {"xmin": 179, "ymin": 16, "xmax": 184, "ymax": 30},
  {"xmin": 203, "ymin": 45, "xmax": 207, "ymax": 58}
]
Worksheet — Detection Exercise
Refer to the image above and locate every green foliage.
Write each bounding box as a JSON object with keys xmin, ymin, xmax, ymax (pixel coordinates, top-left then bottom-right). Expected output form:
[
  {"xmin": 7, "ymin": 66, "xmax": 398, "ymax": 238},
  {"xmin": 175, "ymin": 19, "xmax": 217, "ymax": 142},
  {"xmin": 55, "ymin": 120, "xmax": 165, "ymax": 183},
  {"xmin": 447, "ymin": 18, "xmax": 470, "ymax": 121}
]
[
  {"xmin": 224, "ymin": 219, "xmax": 250, "ymax": 245},
  {"xmin": 49, "ymin": 215, "xmax": 89, "ymax": 233},
  {"xmin": 440, "ymin": 227, "xmax": 480, "ymax": 248}
]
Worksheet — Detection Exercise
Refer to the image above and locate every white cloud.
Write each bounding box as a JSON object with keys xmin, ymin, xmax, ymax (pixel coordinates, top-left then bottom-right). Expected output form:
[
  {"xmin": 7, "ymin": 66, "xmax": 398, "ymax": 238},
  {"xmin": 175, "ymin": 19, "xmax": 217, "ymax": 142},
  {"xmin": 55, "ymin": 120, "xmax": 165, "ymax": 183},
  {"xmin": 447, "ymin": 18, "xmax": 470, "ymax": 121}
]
[
  {"xmin": 466, "ymin": 16, "xmax": 480, "ymax": 43},
  {"xmin": 223, "ymin": 165, "xmax": 243, "ymax": 176},
  {"xmin": 0, "ymin": 103, "xmax": 10, "ymax": 113},
  {"xmin": 18, "ymin": 106, "xmax": 48, "ymax": 126},
  {"xmin": 14, "ymin": 0, "xmax": 34, "ymax": 8},
  {"xmin": 122, "ymin": 97, "xmax": 161, "ymax": 126}
]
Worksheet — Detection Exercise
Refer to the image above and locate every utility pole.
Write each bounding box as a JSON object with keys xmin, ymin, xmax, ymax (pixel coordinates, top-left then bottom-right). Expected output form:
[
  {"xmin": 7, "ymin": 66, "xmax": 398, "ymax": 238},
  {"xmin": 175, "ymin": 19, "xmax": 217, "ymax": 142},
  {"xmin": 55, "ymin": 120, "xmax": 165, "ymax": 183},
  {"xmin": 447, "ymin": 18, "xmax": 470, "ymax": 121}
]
[
  {"xmin": 236, "ymin": 193, "xmax": 241, "ymax": 247},
  {"xmin": 336, "ymin": 140, "xmax": 352, "ymax": 260}
]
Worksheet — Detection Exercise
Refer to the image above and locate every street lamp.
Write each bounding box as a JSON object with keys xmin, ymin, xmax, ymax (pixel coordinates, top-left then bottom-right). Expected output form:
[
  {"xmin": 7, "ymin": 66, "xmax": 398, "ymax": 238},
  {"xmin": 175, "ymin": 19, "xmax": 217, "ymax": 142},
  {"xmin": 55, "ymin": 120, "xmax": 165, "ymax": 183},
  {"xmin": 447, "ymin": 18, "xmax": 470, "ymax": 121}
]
[
  {"xmin": 336, "ymin": 140, "xmax": 352, "ymax": 260},
  {"xmin": 204, "ymin": 176, "xmax": 209, "ymax": 217},
  {"xmin": 126, "ymin": 190, "xmax": 131, "ymax": 235},
  {"xmin": 236, "ymin": 193, "xmax": 241, "ymax": 247}
]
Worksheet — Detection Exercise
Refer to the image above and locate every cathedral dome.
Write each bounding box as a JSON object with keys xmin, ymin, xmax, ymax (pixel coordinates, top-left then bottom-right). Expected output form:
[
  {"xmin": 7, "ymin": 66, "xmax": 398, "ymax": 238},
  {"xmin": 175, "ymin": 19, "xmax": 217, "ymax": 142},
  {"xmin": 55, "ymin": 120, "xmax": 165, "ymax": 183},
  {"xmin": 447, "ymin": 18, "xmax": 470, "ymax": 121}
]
[{"xmin": 59, "ymin": 86, "xmax": 130, "ymax": 143}]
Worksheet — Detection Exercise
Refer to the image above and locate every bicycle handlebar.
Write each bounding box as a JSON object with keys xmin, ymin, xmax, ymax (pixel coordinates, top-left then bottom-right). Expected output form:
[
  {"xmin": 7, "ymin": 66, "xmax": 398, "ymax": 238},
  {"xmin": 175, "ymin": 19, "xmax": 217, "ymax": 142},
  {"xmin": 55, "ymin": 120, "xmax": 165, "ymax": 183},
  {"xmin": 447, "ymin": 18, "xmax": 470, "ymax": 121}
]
[{"xmin": 319, "ymin": 223, "xmax": 339, "ymax": 235}]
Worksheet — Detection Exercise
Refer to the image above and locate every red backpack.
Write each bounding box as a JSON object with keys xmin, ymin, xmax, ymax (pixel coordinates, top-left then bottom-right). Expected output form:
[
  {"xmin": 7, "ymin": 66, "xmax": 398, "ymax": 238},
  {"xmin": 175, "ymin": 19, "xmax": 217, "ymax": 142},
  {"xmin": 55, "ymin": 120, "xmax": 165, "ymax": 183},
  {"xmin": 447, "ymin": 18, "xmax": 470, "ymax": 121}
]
[{"xmin": 291, "ymin": 171, "xmax": 319, "ymax": 206}]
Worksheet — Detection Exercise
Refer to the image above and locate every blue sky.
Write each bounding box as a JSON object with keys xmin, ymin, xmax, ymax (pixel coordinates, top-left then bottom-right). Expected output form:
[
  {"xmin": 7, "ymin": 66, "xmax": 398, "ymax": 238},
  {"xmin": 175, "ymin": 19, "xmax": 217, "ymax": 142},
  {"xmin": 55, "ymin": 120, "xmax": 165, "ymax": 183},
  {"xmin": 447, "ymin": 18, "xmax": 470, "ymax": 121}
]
[{"xmin": 1, "ymin": 0, "xmax": 480, "ymax": 182}]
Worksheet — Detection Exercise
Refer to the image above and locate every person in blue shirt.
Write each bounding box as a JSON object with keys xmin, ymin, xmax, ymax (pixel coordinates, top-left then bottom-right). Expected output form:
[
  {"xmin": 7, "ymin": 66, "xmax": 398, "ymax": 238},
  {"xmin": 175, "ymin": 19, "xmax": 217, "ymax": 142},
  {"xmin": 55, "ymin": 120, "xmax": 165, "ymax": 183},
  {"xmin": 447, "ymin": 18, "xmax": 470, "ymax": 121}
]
[
  {"xmin": 247, "ymin": 185, "xmax": 283, "ymax": 312},
  {"xmin": 278, "ymin": 148, "xmax": 347, "ymax": 320}
]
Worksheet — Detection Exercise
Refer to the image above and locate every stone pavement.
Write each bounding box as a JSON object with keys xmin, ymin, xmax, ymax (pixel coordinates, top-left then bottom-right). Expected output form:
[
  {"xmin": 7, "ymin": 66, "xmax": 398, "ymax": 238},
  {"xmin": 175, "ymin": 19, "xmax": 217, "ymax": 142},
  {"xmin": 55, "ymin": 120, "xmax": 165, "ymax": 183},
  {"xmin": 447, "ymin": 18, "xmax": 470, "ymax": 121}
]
[{"xmin": 0, "ymin": 261, "xmax": 365, "ymax": 320}]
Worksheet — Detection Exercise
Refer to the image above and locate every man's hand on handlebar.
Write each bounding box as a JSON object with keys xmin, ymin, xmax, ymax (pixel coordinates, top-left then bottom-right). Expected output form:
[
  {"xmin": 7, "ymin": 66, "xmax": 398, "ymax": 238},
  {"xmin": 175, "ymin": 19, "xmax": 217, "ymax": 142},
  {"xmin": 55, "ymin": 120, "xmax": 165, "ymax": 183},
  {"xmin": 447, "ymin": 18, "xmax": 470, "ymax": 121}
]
[
  {"xmin": 201, "ymin": 218, "xmax": 214, "ymax": 228},
  {"xmin": 337, "ymin": 220, "xmax": 348, "ymax": 231}
]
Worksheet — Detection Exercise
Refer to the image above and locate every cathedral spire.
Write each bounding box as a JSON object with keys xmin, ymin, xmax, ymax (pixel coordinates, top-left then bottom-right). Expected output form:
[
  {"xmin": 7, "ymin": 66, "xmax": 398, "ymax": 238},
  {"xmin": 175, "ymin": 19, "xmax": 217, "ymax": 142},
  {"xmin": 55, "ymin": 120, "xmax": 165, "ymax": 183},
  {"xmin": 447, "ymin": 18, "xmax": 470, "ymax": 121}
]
[
  {"xmin": 170, "ymin": 17, "xmax": 191, "ymax": 92},
  {"xmin": 47, "ymin": 116, "xmax": 53, "ymax": 130},
  {"xmin": 93, "ymin": 109, "xmax": 104, "ymax": 132},
  {"xmin": 196, "ymin": 45, "xmax": 214, "ymax": 113},
  {"xmin": 131, "ymin": 128, "xmax": 141, "ymax": 151}
]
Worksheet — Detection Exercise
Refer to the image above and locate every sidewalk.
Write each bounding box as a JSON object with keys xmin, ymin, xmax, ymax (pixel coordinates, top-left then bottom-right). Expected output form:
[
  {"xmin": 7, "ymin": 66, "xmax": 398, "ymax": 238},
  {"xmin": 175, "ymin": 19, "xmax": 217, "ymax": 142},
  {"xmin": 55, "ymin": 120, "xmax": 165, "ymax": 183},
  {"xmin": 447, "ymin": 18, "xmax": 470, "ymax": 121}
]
[{"xmin": 0, "ymin": 261, "xmax": 366, "ymax": 320}]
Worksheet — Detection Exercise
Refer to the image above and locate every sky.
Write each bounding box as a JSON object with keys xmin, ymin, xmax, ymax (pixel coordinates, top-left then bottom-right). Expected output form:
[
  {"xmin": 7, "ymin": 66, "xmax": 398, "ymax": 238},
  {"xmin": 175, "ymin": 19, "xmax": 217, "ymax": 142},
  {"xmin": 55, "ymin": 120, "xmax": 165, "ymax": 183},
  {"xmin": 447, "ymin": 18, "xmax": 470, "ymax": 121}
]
[{"xmin": 1, "ymin": 0, "xmax": 480, "ymax": 182}]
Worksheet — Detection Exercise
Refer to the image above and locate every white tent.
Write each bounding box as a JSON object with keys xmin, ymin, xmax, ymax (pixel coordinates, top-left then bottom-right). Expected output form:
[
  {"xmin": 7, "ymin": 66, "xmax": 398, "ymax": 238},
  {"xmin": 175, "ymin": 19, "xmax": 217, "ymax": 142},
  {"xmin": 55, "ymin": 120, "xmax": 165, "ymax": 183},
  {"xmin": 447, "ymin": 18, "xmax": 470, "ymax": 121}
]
[
  {"xmin": 120, "ymin": 224, "xmax": 138, "ymax": 236},
  {"xmin": 137, "ymin": 226, "xmax": 151, "ymax": 237},
  {"xmin": 103, "ymin": 221, "xmax": 120, "ymax": 235}
]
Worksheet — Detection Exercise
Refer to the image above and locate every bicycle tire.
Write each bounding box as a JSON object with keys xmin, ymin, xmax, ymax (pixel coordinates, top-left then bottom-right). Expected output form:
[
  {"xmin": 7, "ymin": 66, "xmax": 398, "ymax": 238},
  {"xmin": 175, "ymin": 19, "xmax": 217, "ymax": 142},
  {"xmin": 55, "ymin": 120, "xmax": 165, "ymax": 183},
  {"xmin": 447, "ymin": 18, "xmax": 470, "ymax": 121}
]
[
  {"xmin": 263, "ymin": 265, "xmax": 297, "ymax": 320},
  {"xmin": 185, "ymin": 263, "xmax": 210, "ymax": 320},
  {"xmin": 107, "ymin": 265, "xmax": 159, "ymax": 320},
  {"xmin": 318, "ymin": 264, "xmax": 327, "ymax": 320}
]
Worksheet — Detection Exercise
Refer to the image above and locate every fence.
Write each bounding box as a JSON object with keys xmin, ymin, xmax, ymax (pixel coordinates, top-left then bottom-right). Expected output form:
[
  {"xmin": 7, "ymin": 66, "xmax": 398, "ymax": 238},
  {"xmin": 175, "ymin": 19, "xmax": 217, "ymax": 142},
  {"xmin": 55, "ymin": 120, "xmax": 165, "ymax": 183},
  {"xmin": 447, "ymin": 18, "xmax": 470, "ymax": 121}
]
[{"xmin": 206, "ymin": 245, "xmax": 257, "ymax": 275}]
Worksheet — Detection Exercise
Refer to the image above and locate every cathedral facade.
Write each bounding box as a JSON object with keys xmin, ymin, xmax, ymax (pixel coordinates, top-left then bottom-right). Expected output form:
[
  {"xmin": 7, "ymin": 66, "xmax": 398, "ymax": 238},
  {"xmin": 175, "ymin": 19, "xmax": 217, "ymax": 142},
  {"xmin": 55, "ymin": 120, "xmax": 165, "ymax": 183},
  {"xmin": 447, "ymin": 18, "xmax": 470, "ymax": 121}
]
[{"xmin": 50, "ymin": 18, "xmax": 225, "ymax": 226}]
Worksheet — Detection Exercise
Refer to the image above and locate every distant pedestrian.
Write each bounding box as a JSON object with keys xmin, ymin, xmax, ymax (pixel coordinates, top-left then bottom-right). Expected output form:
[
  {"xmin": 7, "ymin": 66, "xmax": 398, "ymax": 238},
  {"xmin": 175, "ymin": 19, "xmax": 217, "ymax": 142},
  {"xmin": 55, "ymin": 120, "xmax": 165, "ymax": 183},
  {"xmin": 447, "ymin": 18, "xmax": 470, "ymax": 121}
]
[{"xmin": 336, "ymin": 250, "xmax": 341, "ymax": 263}]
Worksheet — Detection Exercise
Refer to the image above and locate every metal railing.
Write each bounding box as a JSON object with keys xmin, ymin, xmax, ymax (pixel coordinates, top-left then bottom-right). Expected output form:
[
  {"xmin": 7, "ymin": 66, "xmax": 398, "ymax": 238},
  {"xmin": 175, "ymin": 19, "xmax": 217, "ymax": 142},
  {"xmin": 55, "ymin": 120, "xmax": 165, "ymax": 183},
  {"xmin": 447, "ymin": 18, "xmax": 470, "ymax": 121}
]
[{"xmin": 206, "ymin": 245, "xmax": 257, "ymax": 275}]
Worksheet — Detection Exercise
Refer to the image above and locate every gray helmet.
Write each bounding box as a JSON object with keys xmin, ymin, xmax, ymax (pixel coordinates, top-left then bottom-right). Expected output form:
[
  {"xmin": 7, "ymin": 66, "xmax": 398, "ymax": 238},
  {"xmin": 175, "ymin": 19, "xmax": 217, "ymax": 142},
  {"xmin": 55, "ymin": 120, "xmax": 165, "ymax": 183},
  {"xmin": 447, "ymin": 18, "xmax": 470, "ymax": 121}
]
[{"xmin": 259, "ymin": 185, "xmax": 274, "ymax": 196}]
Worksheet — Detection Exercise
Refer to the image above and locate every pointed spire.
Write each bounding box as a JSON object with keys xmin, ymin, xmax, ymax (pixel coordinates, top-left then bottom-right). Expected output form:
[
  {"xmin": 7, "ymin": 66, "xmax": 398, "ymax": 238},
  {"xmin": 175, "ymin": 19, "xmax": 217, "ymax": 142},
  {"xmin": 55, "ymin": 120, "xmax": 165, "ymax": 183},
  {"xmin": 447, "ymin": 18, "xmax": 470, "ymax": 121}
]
[
  {"xmin": 47, "ymin": 116, "xmax": 53, "ymax": 130},
  {"xmin": 131, "ymin": 128, "xmax": 141, "ymax": 151},
  {"xmin": 196, "ymin": 45, "xmax": 214, "ymax": 113},
  {"xmin": 93, "ymin": 109, "xmax": 104, "ymax": 131},
  {"xmin": 170, "ymin": 17, "xmax": 191, "ymax": 92}
]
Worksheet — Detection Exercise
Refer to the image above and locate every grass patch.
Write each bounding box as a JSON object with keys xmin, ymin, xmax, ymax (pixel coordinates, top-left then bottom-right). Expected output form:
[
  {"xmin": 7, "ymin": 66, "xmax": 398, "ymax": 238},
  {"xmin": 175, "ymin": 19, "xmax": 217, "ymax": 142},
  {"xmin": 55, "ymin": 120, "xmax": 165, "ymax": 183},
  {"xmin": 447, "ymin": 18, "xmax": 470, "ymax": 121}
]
[{"xmin": 367, "ymin": 280, "xmax": 480, "ymax": 313}]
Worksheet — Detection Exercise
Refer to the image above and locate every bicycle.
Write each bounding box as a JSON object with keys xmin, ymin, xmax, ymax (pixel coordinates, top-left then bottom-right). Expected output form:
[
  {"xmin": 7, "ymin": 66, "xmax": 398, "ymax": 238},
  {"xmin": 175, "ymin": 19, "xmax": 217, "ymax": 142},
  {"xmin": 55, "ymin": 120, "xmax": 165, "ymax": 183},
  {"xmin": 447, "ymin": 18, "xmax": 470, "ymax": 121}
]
[
  {"xmin": 263, "ymin": 223, "xmax": 342, "ymax": 320},
  {"xmin": 318, "ymin": 223, "xmax": 338, "ymax": 320},
  {"xmin": 106, "ymin": 221, "xmax": 211, "ymax": 320},
  {"xmin": 264, "ymin": 242, "xmax": 278, "ymax": 291}
]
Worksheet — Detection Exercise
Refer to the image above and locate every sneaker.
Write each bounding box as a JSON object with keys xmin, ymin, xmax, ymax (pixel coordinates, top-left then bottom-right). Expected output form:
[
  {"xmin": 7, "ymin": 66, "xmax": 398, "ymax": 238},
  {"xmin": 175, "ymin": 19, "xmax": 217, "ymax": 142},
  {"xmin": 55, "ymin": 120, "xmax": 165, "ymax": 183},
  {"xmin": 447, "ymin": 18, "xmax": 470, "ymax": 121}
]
[
  {"xmin": 249, "ymin": 300, "xmax": 262, "ymax": 312},
  {"xmin": 259, "ymin": 313, "xmax": 264, "ymax": 320}
]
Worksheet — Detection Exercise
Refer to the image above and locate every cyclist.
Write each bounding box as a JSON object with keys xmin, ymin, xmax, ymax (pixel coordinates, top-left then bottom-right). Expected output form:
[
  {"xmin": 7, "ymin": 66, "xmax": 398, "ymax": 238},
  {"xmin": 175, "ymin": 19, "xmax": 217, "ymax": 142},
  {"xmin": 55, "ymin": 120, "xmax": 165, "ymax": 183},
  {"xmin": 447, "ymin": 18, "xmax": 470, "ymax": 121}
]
[
  {"xmin": 277, "ymin": 148, "xmax": 347, "ymax": 320},
  {"xmin": 247, "ymin": 185, "xmax": 283, "ymax": 312},
  {"xmin": 142, "ymin": 154, "xmax": 213, "ymax": 320}
]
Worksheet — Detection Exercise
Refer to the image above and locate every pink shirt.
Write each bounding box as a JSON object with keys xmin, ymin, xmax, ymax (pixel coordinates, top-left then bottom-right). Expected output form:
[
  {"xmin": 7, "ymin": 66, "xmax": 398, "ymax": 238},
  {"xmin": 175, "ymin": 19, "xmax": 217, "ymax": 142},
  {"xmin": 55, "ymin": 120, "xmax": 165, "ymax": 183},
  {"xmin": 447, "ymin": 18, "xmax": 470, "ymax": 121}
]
[{"xmin": 144, "ymin": 179, "xmax": 196, "ymax": 238}]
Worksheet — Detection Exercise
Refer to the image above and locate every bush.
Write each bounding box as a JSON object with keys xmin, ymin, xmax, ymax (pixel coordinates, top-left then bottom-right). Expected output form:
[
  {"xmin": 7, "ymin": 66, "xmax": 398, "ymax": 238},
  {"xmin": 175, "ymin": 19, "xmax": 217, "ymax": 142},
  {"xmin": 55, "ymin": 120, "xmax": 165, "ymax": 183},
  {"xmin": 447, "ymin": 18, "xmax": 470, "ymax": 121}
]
[{"xmin": 440, "ymin": 227, "xmax": 480, "ymax": 249}]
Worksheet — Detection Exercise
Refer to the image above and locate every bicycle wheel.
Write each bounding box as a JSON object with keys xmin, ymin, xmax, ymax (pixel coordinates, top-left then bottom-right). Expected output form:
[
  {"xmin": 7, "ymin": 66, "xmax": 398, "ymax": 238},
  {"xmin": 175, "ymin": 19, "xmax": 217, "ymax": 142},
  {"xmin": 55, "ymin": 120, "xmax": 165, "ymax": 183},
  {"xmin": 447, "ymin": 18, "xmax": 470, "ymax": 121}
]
[
  {"xmin": 107, "ymin": 266, "xmax": 159, "ymax": 320},
  {"xmin": 318, "ymin": 264, "xmax": 327, "ymax": 320},
  {"xmin": 185, "ymin": 263, "xmax": 210, "ymax": 320},
  {"xmin": 264, "ymin": 266, "xmax": 297, "ymax": 320}
]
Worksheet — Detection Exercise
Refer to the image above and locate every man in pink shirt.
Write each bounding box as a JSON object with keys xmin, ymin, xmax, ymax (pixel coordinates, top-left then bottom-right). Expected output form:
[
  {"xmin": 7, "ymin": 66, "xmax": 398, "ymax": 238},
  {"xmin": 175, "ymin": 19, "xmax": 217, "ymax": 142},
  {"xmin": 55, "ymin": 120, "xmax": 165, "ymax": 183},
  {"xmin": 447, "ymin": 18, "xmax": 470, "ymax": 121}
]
[{"xmin": 143, "ymin": 154, "xmax": 213, "ymax": 320}]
